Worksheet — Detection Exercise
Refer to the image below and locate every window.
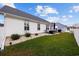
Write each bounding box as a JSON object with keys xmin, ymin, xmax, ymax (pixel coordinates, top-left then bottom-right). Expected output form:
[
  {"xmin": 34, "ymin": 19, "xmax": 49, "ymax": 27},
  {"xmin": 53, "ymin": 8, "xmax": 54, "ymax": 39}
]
[
  {"xmin": 24, "ymin": 21, "xmax": 29, "ymax": 31},
  {"xmin": 24, "ymin": 26, "xmax": 27, "ymax": 30},
  {"xmin": 37, "ymin": 24, "xmax": 40, "ymax": 30},
  {"xmin": 26, "ymin": 23, "xmax": 29, "ymax": 30},
  {"xmin": 46, "ymin": 25, "xmax": 49, "ymax": 30},
  {"xmin": 24, "ymin": 22, "xmax": 26, "ymax": 25},
  {"xmin": 53, "ymin": 23, "xmax": 56, "ymax": 29}
]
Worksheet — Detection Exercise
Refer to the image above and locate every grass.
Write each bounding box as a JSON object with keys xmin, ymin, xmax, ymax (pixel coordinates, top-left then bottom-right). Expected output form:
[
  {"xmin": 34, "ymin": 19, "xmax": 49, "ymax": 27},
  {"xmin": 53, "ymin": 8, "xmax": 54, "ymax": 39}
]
[{"xmin": 1, "ymin": 32, "xmax": 79, "ymax": 56}]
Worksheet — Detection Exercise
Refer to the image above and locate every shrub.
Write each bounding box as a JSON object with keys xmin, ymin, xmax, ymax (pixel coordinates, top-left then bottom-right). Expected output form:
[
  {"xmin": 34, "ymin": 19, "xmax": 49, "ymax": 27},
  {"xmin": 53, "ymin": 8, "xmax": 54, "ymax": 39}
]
[
  {"xmin": 11, "ymin": 34, "xmax": 20, "ymax": 40},
  {"xmin": 9, "ymin": 42, "xmax": 12, "ymax": 45},
  {"xmin": 58, "ymin": 29, "xmax": 62, "ymax": 32},
  {"xmin": 35, "ymin": 33, "xmax": 38, "ymax": 36},
  {"xmin": 24, "ymin": 33, "xmax": 31, "ymax": 37},
  {"xmin": 49, "ymin": 30, "xmax": 55, "ymax": 34}
]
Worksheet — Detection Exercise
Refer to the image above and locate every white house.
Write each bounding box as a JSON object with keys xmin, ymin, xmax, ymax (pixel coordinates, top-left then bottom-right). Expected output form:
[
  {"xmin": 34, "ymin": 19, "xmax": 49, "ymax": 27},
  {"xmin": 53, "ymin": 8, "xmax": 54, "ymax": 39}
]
[
  {"xmin": 0, "ymin": 5, "xmax": 51, "ymax": 50},
  {"xmin": 50, "ymin": 23, "xmax": 68, "ymax": 32},
  {"xmin": 0, "ymin": 5, "xmax": 51, "ymax": 37},
  {"xmin": 0, "ymin": 5, "xmax": 68, "ymax": 50}
]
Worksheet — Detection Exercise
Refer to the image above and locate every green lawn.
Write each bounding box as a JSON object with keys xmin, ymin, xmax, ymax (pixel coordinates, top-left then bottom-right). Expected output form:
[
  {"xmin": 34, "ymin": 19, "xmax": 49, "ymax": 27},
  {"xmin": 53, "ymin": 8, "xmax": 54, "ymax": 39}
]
[{"xmin": 1, "ymin": 32, "xmax": 79, "ymax": 56}]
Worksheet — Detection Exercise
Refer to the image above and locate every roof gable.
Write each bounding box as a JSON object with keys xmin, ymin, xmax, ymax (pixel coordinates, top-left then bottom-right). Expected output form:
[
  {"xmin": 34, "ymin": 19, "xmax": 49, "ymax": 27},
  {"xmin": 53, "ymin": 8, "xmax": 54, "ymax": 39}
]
[{"xmin": 0, "ymin": 5, "xmax": 50, "ymax": 24}]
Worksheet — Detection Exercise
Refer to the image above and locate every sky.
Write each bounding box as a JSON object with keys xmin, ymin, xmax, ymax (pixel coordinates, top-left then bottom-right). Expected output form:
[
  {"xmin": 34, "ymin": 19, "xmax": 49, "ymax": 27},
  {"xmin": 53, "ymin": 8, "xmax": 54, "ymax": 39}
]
[{"xmin": 0, "ymin": 3, "xmax": 79, "ymax": 26}]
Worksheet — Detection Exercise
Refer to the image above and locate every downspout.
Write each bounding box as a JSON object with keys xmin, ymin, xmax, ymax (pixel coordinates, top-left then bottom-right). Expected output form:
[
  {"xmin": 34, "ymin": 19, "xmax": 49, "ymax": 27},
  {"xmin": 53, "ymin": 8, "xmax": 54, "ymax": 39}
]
[{"xmin": 53, "ymin": 23, "xmax": 55, "ymax": 30}]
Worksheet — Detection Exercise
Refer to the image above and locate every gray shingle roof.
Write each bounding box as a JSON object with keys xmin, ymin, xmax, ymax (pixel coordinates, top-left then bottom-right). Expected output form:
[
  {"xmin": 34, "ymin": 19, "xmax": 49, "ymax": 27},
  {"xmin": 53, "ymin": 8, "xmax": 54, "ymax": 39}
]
[
  {"xmin": 0, "ymin": 5, "xmax": 50, "ymax": 24},
  {"xmin": 56, "ymin": 23, "xmax": 67, "ymax": 27},
  {"xmin": 51, "ymin": 22, "xmax": 67, "ymax": 27}
]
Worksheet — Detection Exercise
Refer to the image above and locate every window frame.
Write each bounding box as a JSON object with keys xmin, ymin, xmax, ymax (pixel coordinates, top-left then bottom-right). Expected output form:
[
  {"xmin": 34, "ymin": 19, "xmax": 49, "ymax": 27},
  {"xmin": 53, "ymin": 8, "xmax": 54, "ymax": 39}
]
[
  {"xmin": 24, "ymin": 21, "xmax": 29, "ymax": 31},
  {"xmin": 46, "ymin": 25, "xmax": 49, "ymax": 30},
  {"xmin": 37, "ymin": 24, "xmax": 40, "ymax": 30}
]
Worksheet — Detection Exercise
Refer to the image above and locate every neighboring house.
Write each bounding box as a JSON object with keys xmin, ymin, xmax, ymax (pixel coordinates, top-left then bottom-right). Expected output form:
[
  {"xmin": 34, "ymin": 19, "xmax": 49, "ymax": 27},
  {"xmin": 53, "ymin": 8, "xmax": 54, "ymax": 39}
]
[
  {"xmin": 69, "ymin": 24, "xmax": 79, "ymax": 30},
  {"xmin": 72, "ymin": 24, "xmax": 79, "ymax": 29},
  {"xmin": 50, "ymin": 23, "xmax": 68, "ymax": 32},
  {"xmin": 69, "ymin": 24, "xmax": 79, "ymax": 32},
  {"xmin": 0, "ymin": 5, "xmax": 50, "ymax": 37}
]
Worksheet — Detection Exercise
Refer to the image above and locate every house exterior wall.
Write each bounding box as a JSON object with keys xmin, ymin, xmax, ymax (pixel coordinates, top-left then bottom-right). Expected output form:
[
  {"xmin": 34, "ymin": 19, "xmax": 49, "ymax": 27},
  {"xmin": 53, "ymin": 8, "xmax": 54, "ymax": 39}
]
[
  {"xmin": 28, "ymin": 22, "xmax": 46, "ymax": 34},
  {"xmin": 4, "ymin": 15, "xmax": 47, "ymax": 36},
  {"xmin": 40, "ymin": 24, "xmax": 46, "ymax": 33},
  {"xmin": 4, "ymin": 16, "xmax": 25, "ymax": 36}
]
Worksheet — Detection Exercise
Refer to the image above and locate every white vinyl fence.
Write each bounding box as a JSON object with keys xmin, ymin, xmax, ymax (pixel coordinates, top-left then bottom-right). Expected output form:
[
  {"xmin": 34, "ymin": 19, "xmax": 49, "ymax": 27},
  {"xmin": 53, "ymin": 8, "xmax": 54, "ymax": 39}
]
[
  {"xmin": 0, "ymin": 27, "xmax": 5, "ymax": 50},
  {"xmin": 72, "ymin": 29, "xmax": 79, "ymax": 46}
]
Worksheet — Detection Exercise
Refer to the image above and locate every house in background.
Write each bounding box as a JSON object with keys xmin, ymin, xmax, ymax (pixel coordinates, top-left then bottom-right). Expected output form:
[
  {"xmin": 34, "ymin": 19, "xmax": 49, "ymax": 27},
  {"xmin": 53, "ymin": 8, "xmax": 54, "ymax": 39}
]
[
  {"xmin": 0, "ymin": 5, "xmax": 50, "ymax": 37},
  {"xmin": 69, "ymin": 24, "xmax": 79, "ymax": 32},
  {"xmin": 50, "ymin": 23, "xmax": 68, "ymax": 32}
]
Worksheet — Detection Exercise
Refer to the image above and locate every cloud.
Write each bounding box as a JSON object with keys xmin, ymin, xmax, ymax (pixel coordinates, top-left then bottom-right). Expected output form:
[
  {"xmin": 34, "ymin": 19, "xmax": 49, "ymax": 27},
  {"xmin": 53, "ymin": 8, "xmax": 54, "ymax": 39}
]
[
  {"xmin": 35, "ymin": 5, "xmax": 58, "ymax": 16},
  {"xmin": 36, "ymin": 5, "xmax": 43, "ymax": 13},
  {"xmin": 62, "ymin": 15, "xmax": 67, "ymax": 18},
  {"xmin": 46, "ymin": 15, "xmax": 72, "ymax": 23},
  {"xmin": 62, "ymin": 15, "xmax": 72, "ymax": 21},
  {"xmin": 70, "ymin": 5, "xmax": 79, "ymax": 12},
  {"xmin": 73, "ymin": 6, "xmax": 79, "ymax": 12},
  {"xmin": 62, "ymin": 18, "xmax": 68, "ymax": 22},
  {"xmin": 44, "ymin": 6, "xmax": 58, "ymax": 14},
  {"xmin": 28, "ymin": 8, "xmax": 32, "ymax": 10},
  {"xmin": 46, "ymin": 16, "xmax": 68, "ymax": 22},
  {"xmin": 46, "ymin": 16, "xmax": 60, "ymax": 22},
  {"xmin": 68, "ymin": 15, "xmax": 73, "ymax": 18},
  {"xmin": 35, "ymin": 5, "xmax": 73, "ymax": 23},
  {"xmin": 0, "ymin": 3, "xmax": 16, "ymax": 8},
  {"xmin": 69, "ymin": 10, "xmax": 73, "ymax": 13},
  {"xmin": 62, "ymin": 15, "xmax": 72, "ymax": 18}
]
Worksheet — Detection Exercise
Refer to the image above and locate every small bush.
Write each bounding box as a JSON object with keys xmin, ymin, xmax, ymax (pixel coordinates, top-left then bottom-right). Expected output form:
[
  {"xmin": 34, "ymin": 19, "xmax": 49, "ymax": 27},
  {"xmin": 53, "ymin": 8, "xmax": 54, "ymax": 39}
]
[
  {"xmin": 35, "ymin": 33, "xmax": 38, "ymax": 36},
  {"xmin": 24, "ymin": 33, "xmax": 31, "ymax": 37},
  {"xmin": 49, "ymin": 30, "xmax": 55, "ymax": 34},
  {"xmin": 9, "ymin": 42, "xmax": 12, "ymax": 45},
  {"xmin": 11, "ymin": 34, "xmax": 20, "ymax": 40},
  {"xmin": 58, "ymin": 29, "xmax": 62, "ymax": 32}
]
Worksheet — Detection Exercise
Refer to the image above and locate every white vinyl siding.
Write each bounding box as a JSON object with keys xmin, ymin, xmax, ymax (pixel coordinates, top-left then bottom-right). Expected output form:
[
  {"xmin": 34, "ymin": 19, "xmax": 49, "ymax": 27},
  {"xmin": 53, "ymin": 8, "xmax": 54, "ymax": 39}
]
[
  {"xmin": 27, "ymin": 22, "xmax": 46, "ymax": 34},
  {"xmin": 4, "ymin": 15, "xmax": 47, "ymax": 36},
  {"xmin": 4, "ymin": 16, "xmax": 25, "ymax": 36}
]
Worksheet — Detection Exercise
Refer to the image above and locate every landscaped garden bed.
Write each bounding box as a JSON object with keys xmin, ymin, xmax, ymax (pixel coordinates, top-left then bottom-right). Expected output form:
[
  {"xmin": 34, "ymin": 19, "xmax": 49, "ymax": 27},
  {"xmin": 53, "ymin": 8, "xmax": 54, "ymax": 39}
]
[{"xmin": 1, "ymin": 32, "xmax": 79, "ymax": 56}]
